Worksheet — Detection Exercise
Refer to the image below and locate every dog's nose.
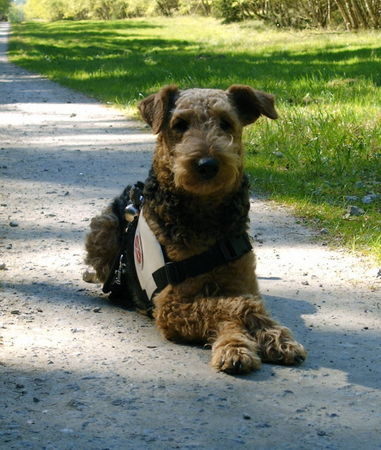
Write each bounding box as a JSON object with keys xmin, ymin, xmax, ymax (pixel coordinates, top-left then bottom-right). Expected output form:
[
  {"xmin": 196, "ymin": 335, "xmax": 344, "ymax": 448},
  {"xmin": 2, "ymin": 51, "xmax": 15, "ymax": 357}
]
[{"xmin": 196, "ymin": 157, "xmax": 219, "ymax": 180}]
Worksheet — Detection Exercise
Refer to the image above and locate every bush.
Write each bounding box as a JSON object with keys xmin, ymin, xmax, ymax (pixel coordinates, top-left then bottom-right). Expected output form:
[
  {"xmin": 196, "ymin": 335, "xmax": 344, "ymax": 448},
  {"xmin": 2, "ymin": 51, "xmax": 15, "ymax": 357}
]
[
  {"xmin": 213, "ymin": 0, "xmax": 246, "ymax": 23},
  {"xmin": 155, "ymin": 0, "xmax": 179, "ymax": 16},
  {"xmin": 9, "ymin": 3, "xmax": 25, "ymax": 22},
  {"xmin": 0, "ymin": 0, "xmax": 11, "ymax": 20},
  {"xmin": 179, "ymin": 0, "xmax": 212, "ymax": 15}
]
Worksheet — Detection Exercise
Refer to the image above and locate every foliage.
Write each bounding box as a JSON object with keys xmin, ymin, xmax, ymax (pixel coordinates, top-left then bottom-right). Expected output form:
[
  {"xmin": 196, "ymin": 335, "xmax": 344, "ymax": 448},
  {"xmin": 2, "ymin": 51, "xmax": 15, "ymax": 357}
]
[
  {"xmin": 0, "ymin": 0, "xmax": 11, "ymax": 20},
  {"xmin": 24, "ymin": 0, "xmax": 158, "ymax": 20},
  {"xmin": 212, "ymin": 1, "xmax": 381, "ymax": 29},
  {"xmin": 155, "ymin": 0, "xmax": 178, "ymax": 16},
  {"xmin": 213, "ymin": 0, "xmax": 335, "ymax": 28},
  {"xmin": 213, "ymin": 0, "xmax": 245, "ymax": 22},
  {"xmin": 178, "ymin": 0, "xmax": 213, "ymax": 15},
  {"xmin": 20, "ymin": 0, "xmax": 381, "ymax": 29},
  {"xmin": 335, "ymin": 0, "xmax": 380, "ymax": 29},
  {"xmin": 8, "ymin": 2, "xmax": 25, "ymax": 22}
]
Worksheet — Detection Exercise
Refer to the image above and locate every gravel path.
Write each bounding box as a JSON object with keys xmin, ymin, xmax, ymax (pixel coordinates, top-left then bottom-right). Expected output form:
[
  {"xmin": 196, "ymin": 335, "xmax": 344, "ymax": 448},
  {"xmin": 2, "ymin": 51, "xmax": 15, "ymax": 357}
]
[{"xmin": 1, "ymin": 22, "xmax": 380, "ymax": 449}]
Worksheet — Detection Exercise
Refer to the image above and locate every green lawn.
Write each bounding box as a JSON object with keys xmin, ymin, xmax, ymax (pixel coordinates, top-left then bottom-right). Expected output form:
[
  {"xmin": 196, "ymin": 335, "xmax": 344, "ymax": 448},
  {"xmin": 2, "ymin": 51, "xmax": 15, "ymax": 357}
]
[{"xmin": 9, "ymin": 17, "xmax": 381, "ymax": 261}]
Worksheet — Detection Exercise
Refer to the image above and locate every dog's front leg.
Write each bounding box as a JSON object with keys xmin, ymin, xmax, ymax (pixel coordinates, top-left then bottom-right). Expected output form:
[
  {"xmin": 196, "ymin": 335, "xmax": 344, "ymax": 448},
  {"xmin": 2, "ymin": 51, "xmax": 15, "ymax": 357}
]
[
  {"xmin": 154, "ymin": 291, "xmax": 267, "ymax": 374},
  {"xmin": 154, "ymin": 290, "xmax": 306, "ymax": 374},
  {"xmin": 210, "ymin": 321, "xmax": 262, "ymax": 374}
]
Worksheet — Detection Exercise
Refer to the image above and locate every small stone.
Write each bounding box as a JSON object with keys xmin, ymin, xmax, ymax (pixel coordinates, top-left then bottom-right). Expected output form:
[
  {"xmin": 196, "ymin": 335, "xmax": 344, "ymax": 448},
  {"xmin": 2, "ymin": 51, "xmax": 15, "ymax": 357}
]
[
  {"xmin": 9, "ymin": 221, "xmax": 19, "ymax": 227},
  {"xmin": 67, "ymin": 399, "xmax": 85, "ymax": 410},
  {"xmin": 112, "ymin": 398, "xmax": 128, "ymax": 406},
  {"xmin": 32, "ymin": 397, "xmax": 40, "ymax": 403},
  {"xmin": 255, "ymin": 422, "xmax": 271, "ymax": 428},
  {"xmin": 345, "ymin": 205, "xmax": 365, "ymax": 217},
  {"xmin": 11, "ymin": 310, "xmax": 21, "ymax": 315},
  {"xmin": 302, "ymin": 281, "xmax": 309, "ymax": 286},
  {"xmin": 283, "ymin": 389, "xmax": 294, "ymax": 395},
  {"xmin": 243, "ymin": 414, "xmax": 251, "ymax": 420},
  {"xmin": 362, "ymin": 194, "xmax": 379, "ymax": 204},
  {"xmin": 93, "ymin": 307, "xmax": 102, "ymax": 313},
  {"xmin": 317, "ymin": 430, "xmax": 327, "ymax": 437},
  {"xmin": 344, "ymin": 195, "xmax": 358, "ymax": 202},
  {"xmin": 0, "ymin": 263, "xmax": 7, "ymax": 270},
  {"xmin": 272, "ymin": 151, "xmax": 285, "ymax": 158},
  {"xmin": 319, "ymin": 228, "xmax": 329, "ymax": 235}
]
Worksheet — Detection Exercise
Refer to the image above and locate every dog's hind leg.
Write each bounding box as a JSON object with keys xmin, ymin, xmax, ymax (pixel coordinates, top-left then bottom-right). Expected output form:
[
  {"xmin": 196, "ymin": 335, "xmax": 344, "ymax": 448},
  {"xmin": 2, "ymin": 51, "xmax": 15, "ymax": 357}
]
[{"xmin": 84, "ymin": 207, "xmax": 120, "ymax": 283}]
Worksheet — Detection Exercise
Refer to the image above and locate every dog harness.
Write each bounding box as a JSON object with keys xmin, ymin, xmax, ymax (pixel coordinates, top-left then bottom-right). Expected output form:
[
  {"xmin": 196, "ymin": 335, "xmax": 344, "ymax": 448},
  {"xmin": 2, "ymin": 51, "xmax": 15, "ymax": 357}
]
[{"xmin": 102, "ymin": 183, "xmax": 253, "ymax": 313}]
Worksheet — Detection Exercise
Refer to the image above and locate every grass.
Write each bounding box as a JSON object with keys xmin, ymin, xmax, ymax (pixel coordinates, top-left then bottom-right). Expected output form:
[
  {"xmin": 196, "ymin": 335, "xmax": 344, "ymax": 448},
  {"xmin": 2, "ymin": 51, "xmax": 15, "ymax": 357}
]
[{"xmin": 8, "ymin": 17, "xmax": 381, "ymax": 262}]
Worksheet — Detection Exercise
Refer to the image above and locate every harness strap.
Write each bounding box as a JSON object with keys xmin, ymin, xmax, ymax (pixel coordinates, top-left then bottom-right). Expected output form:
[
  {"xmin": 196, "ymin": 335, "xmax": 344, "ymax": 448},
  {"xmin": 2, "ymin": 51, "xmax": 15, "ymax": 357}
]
[{"xmin": 152, "ymin": 234, "xmax": 252, "ymax": 291}]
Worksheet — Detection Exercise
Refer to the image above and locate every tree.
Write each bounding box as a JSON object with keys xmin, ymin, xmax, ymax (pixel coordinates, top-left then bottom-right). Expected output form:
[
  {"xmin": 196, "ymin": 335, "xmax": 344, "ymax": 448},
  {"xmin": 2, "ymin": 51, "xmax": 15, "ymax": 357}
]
[
  {"xmin": 0, "ymin": 0, "xmax": 11, "ymax": 20},
  {"xmin": 335, "ymin": 0, "xmax": 380, "ymax": 29}
]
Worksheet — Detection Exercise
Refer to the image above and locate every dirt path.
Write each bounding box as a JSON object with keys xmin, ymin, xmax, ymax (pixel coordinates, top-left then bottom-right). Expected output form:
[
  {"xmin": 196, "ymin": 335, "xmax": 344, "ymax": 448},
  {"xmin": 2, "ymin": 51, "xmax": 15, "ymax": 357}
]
[{"xmin": 1, "ymin": 22, "xmax": 380, "ymax": 449}]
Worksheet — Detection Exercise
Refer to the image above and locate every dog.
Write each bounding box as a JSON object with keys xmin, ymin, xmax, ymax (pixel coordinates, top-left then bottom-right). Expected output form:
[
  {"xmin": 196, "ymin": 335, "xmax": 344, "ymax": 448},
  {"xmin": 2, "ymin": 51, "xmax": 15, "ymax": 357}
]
[{"xmin": 84, "ymin": 85, "xmax": 307, "ymax": 374}]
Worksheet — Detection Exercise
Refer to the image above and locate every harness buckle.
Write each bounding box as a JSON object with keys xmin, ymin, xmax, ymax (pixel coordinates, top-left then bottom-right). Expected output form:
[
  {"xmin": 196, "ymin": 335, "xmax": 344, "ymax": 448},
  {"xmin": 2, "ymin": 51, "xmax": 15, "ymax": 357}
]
[
  {"xmin": 114, "ymin": 254, "xmax": 125, "ymax": 285},
  {"xmin": 164, "ymin": 262, "xmax": 184, "ymax": 285}
]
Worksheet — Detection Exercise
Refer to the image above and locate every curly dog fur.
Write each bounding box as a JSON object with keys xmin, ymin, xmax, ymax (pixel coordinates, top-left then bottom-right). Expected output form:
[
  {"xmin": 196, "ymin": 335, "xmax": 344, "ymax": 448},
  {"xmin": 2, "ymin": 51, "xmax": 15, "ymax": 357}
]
[{"xmin": 84, "ymin": 84, "xmax": 307, "ymax": 374}]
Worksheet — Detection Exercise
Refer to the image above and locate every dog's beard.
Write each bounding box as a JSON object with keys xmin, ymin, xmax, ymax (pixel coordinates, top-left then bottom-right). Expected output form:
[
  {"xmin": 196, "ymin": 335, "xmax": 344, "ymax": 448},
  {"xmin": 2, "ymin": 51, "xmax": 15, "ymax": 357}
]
[{"xmin": 173, "ymin": 133, "xmax": 242, "ymax": 197}]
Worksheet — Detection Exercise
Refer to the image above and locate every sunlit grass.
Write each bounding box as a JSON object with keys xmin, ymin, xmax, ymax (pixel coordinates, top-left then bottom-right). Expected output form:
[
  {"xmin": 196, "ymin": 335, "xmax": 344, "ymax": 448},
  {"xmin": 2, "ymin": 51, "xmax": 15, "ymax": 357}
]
[{"xmin": 8, "ymin": 17, "xmax": 381, "ymax": 261}]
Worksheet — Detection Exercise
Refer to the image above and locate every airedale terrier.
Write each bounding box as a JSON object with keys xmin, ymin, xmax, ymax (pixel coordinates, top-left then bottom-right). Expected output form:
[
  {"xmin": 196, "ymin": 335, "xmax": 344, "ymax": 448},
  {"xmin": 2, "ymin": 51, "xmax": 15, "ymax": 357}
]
[{"xmin": 84, "ymin": 85, "xmax": 307, "ymax": 374}]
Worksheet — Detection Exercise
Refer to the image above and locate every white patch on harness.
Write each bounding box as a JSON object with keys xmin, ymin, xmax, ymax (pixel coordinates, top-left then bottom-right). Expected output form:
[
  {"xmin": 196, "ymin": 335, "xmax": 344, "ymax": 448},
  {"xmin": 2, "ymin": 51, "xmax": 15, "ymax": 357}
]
[{"xmin": 134, "ymin": 210, "xmax": 165, "ymax": 301}]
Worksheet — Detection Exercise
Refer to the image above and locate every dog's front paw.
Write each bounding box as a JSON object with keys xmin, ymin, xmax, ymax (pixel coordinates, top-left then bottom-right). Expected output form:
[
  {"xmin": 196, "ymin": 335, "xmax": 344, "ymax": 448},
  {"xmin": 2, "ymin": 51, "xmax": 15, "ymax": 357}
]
[
  {"xmin": 211, "ymin": 340, "xmax": 262, "ymax": 375},
  {"xmin": 257, "ymin": 327, "xmax": 307, "ymax": 365}
]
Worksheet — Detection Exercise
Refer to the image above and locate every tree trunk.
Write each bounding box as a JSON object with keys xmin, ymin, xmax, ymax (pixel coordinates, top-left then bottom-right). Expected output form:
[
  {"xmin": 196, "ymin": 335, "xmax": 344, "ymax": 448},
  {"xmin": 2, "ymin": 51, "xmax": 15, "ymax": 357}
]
[
  {"xmin": 351, "ymin": 0, "xmax": 368, "ymax": 27},
  {"xmin": 335, "ymin": 0, "xmax": 355, "ymax": 29},
  {"xmin": 363, "ymin": 0, "xmax": 380, "ymax": 28}
]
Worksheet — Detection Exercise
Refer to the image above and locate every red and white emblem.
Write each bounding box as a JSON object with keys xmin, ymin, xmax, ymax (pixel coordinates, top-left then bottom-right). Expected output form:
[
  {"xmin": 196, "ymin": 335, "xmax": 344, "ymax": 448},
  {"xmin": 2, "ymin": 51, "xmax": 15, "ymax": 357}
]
[{"xmin": 134, "ymin": 232, "xmax": 143, "ymax": 269}]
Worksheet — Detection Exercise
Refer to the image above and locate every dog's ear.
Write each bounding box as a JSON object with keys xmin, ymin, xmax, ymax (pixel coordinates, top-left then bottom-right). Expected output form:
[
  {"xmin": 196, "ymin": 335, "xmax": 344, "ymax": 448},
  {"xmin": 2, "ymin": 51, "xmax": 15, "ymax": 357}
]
[
  {"xmin": 227, "ymin": 85, "xmax": 278, "ymax": 125},
  {"xmin": 138, "ymin": 85, "xmax": 179, "ymax": 134}
]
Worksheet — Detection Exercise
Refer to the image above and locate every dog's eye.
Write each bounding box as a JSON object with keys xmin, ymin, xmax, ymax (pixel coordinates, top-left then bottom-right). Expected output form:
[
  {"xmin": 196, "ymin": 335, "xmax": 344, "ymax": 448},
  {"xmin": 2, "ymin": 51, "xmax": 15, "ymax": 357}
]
[
  {"xmin": 220, "ymin": 118, "xmax": 234, "ymax": 132},
  {"xmin": 172, "ymin": 119, "xmax": 189, "ymax": 133}
]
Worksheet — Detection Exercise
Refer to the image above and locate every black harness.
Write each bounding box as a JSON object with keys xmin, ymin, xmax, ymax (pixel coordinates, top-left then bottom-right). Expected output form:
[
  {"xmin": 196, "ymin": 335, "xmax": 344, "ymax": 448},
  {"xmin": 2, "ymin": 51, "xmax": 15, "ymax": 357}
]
[{"xmin": 102, "ymin": 183, "xmax": 253, "ymax": 314}]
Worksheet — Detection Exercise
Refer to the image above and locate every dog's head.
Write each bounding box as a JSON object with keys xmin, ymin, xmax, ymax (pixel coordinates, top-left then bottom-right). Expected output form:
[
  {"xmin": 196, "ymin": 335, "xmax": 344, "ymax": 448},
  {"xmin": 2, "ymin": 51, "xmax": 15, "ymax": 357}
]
[{"xmin": 139, "ymin": 85, "xmax": 277, "ymax": 197}]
